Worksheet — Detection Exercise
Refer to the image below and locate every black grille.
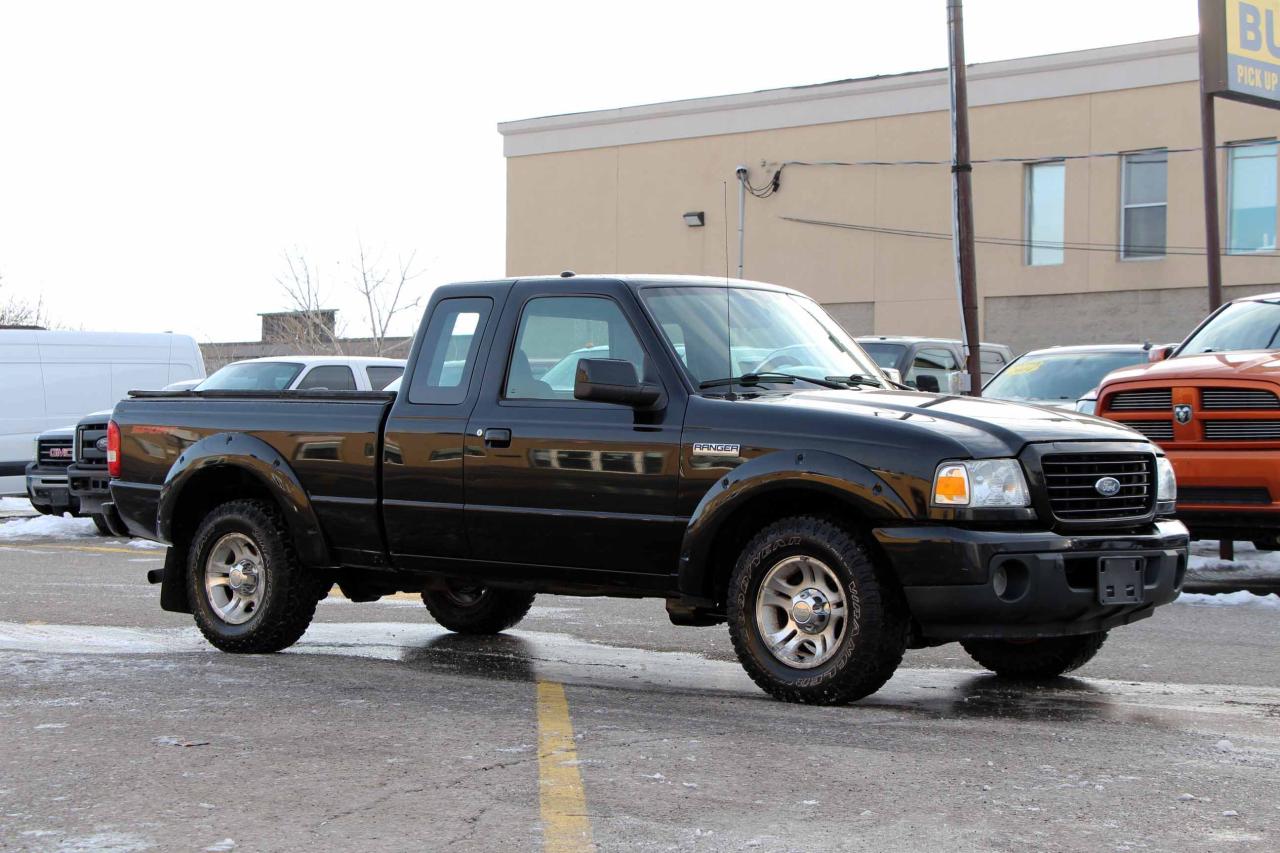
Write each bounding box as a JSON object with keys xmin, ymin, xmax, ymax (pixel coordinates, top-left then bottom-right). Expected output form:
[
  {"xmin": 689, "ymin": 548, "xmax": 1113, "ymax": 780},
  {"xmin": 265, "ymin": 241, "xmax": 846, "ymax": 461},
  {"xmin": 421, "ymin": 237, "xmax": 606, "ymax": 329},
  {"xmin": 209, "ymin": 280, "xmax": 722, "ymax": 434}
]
[
  {"xmin": 1201, "ymin": 388, "xmax": 1280, "ymax": 410},
  {"xmin": 1178, "ymin": 486, "xmax": 1272, "ymax": 505},
  {"xmin": 37, "ymin": 437, "xmax": 74, "ymax": 468},
  {"xmin": 75, "ymin": 423, "xmax": 109, "ymax": 465},
  {"xmin": 1042, "ymin": 453, "xmax": 1155, "ymax": 521},
  {"xmin": 1203, "ymin": 420, "xmax": 1280, "ymax": 441},
  {"xmin": 1108, "ymin": 389, "xmax": 1172, "ymax": 411},
  {"xmin": 1126, "ymin": 420, "xmax": 1174, "ymax": 441}
]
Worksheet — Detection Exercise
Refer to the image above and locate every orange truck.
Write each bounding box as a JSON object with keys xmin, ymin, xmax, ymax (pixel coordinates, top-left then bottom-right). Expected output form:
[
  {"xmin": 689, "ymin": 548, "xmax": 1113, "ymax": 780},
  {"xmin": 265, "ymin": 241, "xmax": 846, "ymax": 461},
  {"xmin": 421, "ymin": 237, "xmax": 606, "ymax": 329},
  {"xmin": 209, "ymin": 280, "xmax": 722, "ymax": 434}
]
[{"xmin": 1098, "ymin": 292, "xmax": 1280, "ymax": 550}]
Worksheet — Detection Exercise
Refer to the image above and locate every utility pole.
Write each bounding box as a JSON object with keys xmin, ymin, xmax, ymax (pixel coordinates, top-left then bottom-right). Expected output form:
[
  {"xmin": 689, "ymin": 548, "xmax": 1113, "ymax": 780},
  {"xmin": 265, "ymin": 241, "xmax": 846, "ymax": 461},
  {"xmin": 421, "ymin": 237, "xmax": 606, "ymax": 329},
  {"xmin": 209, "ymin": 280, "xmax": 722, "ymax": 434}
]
[
  {"xmin": 946, "ymin": 0, "xmax": 983, "ymax": 396},
  {"xmin": 1198, "ymin": 38, "xmax": 1224, "ymax": 312}
]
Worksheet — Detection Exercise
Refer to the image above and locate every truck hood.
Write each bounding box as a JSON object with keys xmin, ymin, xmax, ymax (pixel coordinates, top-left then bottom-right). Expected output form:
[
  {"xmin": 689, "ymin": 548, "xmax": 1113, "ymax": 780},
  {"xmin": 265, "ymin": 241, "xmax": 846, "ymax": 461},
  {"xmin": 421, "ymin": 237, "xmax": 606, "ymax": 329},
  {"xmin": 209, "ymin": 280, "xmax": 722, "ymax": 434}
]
[
  {"xmin": 1104, "ymin": 350, "xmax": 1280, "ymax": 385},
  {"xmin": 742, "ymin": 388, "xmax": 1149, "ymax": 457}
]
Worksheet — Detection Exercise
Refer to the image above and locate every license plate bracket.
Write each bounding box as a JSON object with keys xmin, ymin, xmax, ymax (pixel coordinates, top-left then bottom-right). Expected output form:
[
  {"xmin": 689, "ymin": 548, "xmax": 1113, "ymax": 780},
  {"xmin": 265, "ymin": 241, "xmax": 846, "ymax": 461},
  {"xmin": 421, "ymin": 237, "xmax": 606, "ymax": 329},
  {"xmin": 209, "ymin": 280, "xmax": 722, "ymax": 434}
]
[{"xmin": 1098, "ymin": 557, "xmax": 1145, "ymax": 605}]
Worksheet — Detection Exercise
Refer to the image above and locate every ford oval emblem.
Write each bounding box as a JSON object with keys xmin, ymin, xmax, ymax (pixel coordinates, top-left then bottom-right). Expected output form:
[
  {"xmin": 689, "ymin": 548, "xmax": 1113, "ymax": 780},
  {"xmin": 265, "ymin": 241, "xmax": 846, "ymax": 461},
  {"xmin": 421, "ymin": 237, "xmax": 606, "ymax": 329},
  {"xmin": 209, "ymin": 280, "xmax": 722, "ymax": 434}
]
[
  {"xmin": 1095, "ymin": 476, "xmax": 1122, "ymax": 497},
  {"xmin": 95, "ymin": 436, "xmax": 109, "ymax": 452}
]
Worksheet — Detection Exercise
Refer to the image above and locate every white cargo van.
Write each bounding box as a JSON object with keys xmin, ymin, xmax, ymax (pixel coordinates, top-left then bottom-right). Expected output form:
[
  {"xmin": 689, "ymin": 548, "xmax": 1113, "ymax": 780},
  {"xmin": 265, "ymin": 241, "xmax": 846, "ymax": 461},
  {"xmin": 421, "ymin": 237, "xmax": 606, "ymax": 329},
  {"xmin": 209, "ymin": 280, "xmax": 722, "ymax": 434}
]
[{"xmin": 0, "ymin": 330, "xmax": 205, "ymax": 494}]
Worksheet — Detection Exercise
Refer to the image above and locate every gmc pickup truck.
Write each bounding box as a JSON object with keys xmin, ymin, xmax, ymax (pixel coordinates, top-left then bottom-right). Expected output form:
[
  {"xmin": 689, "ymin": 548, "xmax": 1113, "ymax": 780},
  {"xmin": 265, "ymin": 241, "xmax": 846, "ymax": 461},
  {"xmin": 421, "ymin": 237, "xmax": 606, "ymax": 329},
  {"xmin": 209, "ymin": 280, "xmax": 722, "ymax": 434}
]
[{"xmin": 109, "ymin": 275, "xmax": 1188, "ymax": 705}]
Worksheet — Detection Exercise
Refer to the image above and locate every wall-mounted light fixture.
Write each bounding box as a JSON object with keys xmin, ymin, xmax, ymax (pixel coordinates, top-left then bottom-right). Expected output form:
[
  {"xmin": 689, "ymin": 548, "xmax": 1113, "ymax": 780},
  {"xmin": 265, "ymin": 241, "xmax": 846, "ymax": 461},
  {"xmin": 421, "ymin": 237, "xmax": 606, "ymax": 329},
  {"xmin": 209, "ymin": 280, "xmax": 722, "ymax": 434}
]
[{"xmin": 682, "ymin": 211, "xmax": 705, "ymax": 227}]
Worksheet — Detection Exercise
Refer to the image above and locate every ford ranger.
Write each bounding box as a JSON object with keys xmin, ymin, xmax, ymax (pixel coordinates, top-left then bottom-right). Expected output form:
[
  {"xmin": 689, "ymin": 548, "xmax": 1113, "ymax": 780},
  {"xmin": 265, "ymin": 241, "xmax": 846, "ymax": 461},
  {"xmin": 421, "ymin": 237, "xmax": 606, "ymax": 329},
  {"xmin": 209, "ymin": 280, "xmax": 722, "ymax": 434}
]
[{"xmin": 108, "ymin": 275, "xmax": 1188, "ymax": 705}]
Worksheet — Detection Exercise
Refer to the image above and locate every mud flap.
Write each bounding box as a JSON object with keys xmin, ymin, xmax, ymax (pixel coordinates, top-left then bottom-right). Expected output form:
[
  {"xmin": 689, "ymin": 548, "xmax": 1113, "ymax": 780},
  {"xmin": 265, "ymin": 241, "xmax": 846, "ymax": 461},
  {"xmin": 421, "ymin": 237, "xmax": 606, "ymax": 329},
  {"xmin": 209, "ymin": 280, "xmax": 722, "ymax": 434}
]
[{"xmin": 158, "ymin": 546, "xmax": 193, "ymax": 614}]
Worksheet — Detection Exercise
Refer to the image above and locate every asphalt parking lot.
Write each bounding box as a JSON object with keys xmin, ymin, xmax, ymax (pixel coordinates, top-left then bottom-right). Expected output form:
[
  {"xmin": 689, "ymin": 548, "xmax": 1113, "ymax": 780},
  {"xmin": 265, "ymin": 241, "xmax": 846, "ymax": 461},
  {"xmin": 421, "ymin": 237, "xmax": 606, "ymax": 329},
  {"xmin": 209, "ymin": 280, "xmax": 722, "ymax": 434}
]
[{"xmin": 2, "ymin": 529, "xmax": 1279, "ymax": 853}]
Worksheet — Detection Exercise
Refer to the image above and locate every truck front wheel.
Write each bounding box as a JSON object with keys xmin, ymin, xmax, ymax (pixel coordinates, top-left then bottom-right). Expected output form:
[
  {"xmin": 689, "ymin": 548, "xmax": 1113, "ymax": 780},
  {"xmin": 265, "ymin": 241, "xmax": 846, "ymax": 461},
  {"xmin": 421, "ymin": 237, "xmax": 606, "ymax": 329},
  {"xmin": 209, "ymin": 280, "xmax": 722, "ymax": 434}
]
[
  {"xmin": 727, "ymin": 516, "xmax": 909, "ymax": 705},
  {"xmin": 421, "ymin": 582, "xmax": 535, "ymax": 634},
  {"xmin": 187, "ymin": 499, "xmax": 321, "ymax": 653},
  {"xmin": 960, "ymin": 632, "xmax": 1108, "ymax": 680}
]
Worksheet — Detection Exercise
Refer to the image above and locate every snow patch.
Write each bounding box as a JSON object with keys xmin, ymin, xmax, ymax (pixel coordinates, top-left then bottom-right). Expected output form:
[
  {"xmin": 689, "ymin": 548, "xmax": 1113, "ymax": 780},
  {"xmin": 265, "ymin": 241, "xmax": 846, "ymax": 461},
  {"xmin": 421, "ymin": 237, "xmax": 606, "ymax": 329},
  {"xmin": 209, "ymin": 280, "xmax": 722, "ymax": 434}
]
[
  {"xmin": 0, "ymin": 513, "xmax": 97, "ymax": 540},
  {"xmin": 127, "ymin": 539, "xmax": 166, "ymax": 550},
  {"xmin": 0, "ymin": 496, "xmax": 34, "ymax": 512},
  {"xmin": 1177, "ymin": 591, "xmax": 1280, "ymax": 609}
]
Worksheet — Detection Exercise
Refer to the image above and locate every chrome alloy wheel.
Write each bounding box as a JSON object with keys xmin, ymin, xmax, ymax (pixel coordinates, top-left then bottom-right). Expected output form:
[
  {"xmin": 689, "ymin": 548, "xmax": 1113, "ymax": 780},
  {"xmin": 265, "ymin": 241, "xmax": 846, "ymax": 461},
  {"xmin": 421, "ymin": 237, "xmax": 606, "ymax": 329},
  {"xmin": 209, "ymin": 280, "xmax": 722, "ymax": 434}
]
[
  {"xmin": 755, "ymin": 555, "xmax": 848, "ymax": 669},
  {"xmin": 204, "ymin": 532, "xmax": 265, "ymax": 625}
]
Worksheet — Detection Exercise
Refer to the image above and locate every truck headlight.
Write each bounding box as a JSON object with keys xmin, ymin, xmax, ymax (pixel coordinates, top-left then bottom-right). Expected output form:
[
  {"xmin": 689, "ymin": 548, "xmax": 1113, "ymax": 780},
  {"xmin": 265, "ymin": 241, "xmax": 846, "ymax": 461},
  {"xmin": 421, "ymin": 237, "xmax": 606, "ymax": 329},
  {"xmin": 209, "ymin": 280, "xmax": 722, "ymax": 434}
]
[
  {"xmin": 1156, "ymin": 455, "xmax": 1177, "ymax": 502},
  {"xmin": 932, "ymin": 459, "xmax": 1031, "ymax": 508}
]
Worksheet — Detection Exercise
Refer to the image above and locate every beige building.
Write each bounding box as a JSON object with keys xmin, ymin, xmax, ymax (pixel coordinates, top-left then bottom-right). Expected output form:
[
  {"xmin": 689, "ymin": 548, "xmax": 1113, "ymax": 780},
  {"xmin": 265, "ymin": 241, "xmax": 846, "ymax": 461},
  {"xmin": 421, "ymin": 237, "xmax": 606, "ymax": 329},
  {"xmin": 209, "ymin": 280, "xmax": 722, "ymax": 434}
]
[{"xmin": 500, "ymin": 37, "xmax": 1280, "ymax": 355}]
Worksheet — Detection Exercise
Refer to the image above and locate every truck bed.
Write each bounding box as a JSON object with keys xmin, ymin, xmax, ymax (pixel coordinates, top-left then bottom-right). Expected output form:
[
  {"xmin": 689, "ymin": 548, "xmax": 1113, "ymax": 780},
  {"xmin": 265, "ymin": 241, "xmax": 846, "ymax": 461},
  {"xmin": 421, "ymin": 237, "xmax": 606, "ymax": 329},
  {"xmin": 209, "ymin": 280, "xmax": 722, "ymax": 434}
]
[{"xmin": 111, "ymin": 392, "xmax": 396, "ymax": 563}]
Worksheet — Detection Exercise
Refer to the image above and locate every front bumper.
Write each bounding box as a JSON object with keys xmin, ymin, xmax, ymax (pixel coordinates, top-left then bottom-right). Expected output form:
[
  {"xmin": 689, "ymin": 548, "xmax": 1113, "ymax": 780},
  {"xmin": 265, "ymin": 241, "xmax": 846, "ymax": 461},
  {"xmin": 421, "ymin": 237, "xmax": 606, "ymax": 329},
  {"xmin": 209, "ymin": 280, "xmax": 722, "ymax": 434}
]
[
  {"xmin": 24, "ymin": 462, "xmax": 78, "ymax": 514},
  {"xmin": 68, "ymin": 463, "xmax": 111, "ymax": 515},
  {"xmin": 873, "ymin": 519, "xmax": 1189, "ymax": 641},
  {"xmin": 1164, "ymin": 448, "xmax": 1280, "ymax": 539}
]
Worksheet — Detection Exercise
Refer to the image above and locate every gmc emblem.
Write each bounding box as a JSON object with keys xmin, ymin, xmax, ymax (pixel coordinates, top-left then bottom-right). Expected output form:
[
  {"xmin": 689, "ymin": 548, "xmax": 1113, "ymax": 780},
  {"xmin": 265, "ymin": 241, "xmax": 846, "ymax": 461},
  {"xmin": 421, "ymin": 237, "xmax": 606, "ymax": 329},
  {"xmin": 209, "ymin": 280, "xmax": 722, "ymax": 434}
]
[{"xmin": 48, "ymin": 447, "xmax": 73, "ymax": 459}]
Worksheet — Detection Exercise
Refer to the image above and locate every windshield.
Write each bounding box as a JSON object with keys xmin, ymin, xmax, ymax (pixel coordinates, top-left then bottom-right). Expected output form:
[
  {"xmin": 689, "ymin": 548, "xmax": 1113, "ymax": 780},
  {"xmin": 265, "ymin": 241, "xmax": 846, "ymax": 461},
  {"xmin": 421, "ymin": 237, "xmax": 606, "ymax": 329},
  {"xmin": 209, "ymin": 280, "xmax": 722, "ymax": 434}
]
[
  {"xmin": 1179, "ymin": 300, "xmax": 1280, "ymax": 355},
  {"xmin": 640, "ymin": 286, "xmax": 885, "ymax": 388},
  {"xmin": 860, "ymin": 343, "xmax": 908, "ymax": 370},
  {"xmin": 197, "ymin": 361, "xmax": 304, "ymax": 391},
  {"xmin": 984, "ymin": 351, "xmax": 1146, "ymax": 402}
]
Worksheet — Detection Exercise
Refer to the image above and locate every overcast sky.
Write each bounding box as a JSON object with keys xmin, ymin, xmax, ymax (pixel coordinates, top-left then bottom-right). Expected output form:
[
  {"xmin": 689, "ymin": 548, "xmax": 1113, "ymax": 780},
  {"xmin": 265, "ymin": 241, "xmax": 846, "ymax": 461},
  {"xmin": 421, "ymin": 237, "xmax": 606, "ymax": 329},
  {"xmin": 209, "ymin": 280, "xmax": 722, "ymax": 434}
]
[{"xmin": 0, "ymin": 0, "xmax": 1200, "ymax": 344}]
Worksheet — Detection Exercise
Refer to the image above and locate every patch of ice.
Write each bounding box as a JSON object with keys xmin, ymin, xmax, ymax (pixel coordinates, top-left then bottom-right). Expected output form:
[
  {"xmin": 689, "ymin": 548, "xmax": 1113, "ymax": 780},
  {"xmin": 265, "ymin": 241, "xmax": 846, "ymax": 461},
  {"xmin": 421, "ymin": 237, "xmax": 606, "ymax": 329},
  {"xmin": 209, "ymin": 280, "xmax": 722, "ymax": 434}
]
[
  {"xmin": 204, "ymin": 841, "xmax": 236, "ymax": 852},
  {"xmin": 127, "ymin": 539, "xmax": 166, "ymax": 550},
  {"xmin": 0, "ymin": 513, "xmax": 97, "ymax": 540},
  {"xmin": 1178, "ymin": 591, "xmax": 1280, "ymax": 609}
]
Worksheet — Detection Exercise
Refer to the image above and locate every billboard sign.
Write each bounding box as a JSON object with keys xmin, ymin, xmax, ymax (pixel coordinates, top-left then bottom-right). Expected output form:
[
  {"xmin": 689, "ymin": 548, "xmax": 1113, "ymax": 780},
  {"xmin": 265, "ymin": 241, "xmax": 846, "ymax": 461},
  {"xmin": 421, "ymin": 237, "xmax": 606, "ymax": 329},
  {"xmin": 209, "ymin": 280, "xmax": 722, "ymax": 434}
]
[{"xmin": 1202, "ymin": 0, "xmax": 1280, "ymax": 106}]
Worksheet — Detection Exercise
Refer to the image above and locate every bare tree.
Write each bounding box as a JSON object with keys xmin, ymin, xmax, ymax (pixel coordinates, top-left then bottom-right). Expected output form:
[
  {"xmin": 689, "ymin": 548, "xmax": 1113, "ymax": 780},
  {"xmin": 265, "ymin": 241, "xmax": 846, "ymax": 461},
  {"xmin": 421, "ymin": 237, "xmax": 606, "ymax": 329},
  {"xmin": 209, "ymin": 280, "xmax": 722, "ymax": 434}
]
[
  {"xmin": 273, "ymin": 250, "xmax": 345, "ymax": 353},
  {"xmin": 351, "ymin": 242, "xmax": 422, "ymax": 356},
  {"xmin": 0, "ymin": 276, "xmax": 50, "ymax": 328}
]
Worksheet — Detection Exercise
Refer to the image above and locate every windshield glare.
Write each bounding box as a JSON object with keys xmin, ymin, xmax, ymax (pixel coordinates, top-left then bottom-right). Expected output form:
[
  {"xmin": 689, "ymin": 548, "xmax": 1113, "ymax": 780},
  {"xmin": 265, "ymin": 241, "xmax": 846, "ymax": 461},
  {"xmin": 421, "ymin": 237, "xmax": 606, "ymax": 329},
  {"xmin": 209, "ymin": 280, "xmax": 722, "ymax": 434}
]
[
  {"xmin": 984, "ymin": 351, "xmax": 1146, "ymax": 402},
  {"xmin": 1179, "ymin": 300, "xmax": 1280, "ymax": 355},
  {"xmin": 640, "ymin": 287, "xmax": 883, "ymax": 387},
  {"xmin": 197, "ymin": 361, "xmax": 304, "ymax": 391}
]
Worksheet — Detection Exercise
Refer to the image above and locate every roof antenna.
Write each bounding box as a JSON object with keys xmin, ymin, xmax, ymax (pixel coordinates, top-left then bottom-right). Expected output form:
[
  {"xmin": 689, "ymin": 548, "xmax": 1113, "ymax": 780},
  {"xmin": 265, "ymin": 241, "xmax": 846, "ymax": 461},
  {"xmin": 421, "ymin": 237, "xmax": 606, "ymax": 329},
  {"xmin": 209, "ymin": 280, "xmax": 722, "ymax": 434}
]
[{"xmin": 723, "ymin": 180, "xmax": 736, "ymax": 401}]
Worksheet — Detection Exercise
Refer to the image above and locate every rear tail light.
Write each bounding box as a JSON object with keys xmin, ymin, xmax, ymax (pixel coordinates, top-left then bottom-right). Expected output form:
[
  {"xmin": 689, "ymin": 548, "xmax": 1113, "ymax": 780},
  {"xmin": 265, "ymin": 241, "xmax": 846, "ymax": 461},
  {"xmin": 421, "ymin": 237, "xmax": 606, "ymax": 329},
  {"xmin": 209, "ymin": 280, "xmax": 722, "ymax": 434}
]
[{"xmin": 107, "ymin": 420, "xmax": 121, "ymax": 477}]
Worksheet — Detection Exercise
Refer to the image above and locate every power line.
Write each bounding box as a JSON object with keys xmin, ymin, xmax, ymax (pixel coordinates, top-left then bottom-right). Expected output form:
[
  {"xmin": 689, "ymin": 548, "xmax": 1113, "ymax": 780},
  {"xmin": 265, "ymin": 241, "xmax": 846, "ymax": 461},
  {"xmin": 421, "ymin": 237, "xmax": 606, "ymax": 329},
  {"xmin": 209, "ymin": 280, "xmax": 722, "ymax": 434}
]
[{"xmin": 781, "ymin": 215, "xmax": 1280, "ymax": 258}]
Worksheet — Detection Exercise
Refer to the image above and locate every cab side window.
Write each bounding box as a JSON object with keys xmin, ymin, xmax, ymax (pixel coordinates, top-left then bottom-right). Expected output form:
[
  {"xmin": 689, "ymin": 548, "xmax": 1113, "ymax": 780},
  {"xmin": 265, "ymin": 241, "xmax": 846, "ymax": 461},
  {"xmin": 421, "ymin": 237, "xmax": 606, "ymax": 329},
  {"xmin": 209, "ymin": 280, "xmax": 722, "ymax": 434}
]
[
  {"xmin": 907, "ymin": 347, "xmax": 959, "ymax": 393},
  {"xmin": 505, "ymin": 297, "xmax": 646, "ymax": 401},
  {"xmin": 407, "ymin": 297, "xmax": 492, "ymax": 405},
  {"xmin": 297, "ymin": 365, "xmax": 356, "ymax": 390}
]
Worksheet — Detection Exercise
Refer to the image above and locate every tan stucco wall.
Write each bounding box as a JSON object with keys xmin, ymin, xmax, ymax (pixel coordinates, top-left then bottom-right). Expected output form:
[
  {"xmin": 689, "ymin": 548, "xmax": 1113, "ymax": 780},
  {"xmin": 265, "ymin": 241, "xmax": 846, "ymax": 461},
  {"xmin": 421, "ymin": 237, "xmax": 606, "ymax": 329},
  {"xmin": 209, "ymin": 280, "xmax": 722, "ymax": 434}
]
[{"xmin": 506, "ymin": 81, "xmax": 1280, "ymax": 352}]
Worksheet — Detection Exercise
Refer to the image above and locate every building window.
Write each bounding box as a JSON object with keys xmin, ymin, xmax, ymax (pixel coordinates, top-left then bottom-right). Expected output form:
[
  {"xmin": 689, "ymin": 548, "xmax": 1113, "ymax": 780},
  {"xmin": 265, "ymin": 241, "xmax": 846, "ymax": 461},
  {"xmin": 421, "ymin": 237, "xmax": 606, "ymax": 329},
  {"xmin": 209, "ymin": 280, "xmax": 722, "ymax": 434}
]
[
  {"xmin": 1228, "ymin": 141, "xmax": 1278, "ymax": 254},
  {"xmin": 1121, "ymin": 150, "xmax": 1167, "ymax": 259},
  {"xmin": 1025, "ymin": 161, "xmax": 1065, "ymax": 266}
]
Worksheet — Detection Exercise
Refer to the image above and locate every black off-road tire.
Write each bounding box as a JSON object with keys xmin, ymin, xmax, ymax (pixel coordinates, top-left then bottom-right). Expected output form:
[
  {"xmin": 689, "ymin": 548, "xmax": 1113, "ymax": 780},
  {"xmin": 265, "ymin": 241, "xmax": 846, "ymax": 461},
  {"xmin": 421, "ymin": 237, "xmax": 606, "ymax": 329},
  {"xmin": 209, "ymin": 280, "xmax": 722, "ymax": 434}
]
[
  {"xmin": 421, "ymin": 583, "xmax": 536, "ymax": 635},
  {"xmin": 727, "ymin": 516, "xmax": 909, "ymax": 705},
  {"xmin": 90, "ymin": 514, "xmax": 113, "ymax": 536},
  {"xmin": 187, "ymin": 499, "xmax": 320, "ymax": 653},
  {"xmin": 961, "ymin": 632, "xmax": 1108, "ymax": 680}
]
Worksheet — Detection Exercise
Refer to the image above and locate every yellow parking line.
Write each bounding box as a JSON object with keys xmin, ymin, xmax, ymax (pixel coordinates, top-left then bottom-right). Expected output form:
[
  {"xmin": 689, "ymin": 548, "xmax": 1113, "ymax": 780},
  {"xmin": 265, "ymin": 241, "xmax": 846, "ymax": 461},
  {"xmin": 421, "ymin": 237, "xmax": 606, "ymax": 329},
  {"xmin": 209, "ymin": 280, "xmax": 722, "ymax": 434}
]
[
  {"xmin": 0, "ymin": 543, "xmax": 141, "ymax": 555},
  {"xmin": 536, "ymin": 680, "xmax": 594, "ymax": 853}
]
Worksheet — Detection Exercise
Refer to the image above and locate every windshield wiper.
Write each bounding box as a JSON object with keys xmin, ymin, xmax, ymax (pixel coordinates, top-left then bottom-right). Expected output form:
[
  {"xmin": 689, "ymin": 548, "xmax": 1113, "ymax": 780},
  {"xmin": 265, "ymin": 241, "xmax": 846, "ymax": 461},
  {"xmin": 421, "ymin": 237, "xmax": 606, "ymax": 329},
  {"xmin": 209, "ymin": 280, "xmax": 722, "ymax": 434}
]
[
  {"xmin": 699, "ymin": 372, "xmax": 845, "ymax": 390},
  {"xmin": 825, "ymin": 373, "xmax": 885, "ymax": 388}
]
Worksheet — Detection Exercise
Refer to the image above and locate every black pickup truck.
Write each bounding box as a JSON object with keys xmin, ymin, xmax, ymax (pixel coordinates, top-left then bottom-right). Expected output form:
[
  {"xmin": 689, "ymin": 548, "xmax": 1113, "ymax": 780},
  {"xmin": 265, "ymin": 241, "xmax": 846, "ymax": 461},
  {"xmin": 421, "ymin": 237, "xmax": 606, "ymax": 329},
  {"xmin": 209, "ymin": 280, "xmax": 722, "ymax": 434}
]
[{"xmin": 109, "ymin": 275, "xmax": 1188, "ymax": 704}]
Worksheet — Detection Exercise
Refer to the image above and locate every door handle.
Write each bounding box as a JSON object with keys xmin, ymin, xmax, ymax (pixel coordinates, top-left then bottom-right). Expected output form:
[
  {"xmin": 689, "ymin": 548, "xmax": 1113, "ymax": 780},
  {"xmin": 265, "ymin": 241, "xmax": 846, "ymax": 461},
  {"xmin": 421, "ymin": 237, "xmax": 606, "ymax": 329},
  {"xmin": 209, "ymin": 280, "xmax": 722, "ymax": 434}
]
[{"xmin": 482, "ymin": 428, "xmax": 512, "ymax": 448}]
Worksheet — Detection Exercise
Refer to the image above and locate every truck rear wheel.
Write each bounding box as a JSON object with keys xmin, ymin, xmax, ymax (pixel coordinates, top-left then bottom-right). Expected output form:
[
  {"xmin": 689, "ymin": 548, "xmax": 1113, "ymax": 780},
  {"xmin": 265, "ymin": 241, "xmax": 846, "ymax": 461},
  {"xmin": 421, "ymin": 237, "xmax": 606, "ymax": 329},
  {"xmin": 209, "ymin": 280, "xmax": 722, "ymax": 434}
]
[
  {"xmin": 421, "ymin": 582, "xmax": 535, "ymax": 634},
  {"xmin": 727, "ymin": 516, "xmax": 908, "ymax": 705},
  {"xmin": 961, "ymin": 632, "xmax": 1107, "ymax": 680},
  {"xmin": 187, "ymin": 499, "xmax": 320, "ymax": 653}
]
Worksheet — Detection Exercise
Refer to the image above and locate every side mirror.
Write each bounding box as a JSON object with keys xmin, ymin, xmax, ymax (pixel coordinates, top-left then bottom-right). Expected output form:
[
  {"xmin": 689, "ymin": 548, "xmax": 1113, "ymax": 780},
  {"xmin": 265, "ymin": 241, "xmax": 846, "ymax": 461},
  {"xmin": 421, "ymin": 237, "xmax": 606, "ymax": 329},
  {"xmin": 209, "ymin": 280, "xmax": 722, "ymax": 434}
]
[
  {"xmin": 574, "ymin": 358, "xmax": 662, "ymax": 408},
  {"xmin": 882, "ymin": 367, "xmax": 903, "ymax": 385},
  {"xmin": 1149, "ymin": 344, "xmax": 1176, "ymax": 363},
  {"xmin": 914, "ymin": 374, "xmax": 941, "ymax": 394}
]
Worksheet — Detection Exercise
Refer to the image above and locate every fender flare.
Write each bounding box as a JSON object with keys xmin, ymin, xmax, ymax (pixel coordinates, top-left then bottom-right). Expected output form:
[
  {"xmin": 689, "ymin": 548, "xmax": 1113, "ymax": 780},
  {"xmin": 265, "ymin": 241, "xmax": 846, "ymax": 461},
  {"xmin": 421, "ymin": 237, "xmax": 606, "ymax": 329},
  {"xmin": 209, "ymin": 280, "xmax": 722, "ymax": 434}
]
[
  {"xmin": 677, "ymin": 449, "xmax": 913, "ymax": 603},
  {"xmin": 157, "ymin": 432, "xmax": 331, "ymax": 568}
]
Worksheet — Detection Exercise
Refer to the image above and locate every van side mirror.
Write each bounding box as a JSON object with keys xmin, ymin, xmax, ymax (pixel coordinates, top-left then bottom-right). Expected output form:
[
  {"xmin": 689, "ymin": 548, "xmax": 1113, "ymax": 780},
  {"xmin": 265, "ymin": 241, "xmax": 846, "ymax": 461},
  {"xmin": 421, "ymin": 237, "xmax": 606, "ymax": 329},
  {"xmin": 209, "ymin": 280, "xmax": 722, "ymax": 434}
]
[
  {"xmin": 574, "ymin": 359, "xmax": 662, "ymax": 408},
  {"xmin": 1149, "ymin": 345, "xmax": 1176, "ymax": 363},
  {"xmin": 914, "ymin": 374, "xmax": 941, "ymax": 393}
]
